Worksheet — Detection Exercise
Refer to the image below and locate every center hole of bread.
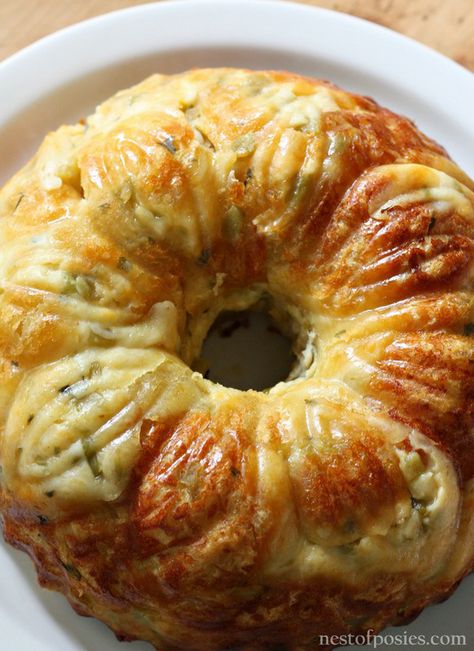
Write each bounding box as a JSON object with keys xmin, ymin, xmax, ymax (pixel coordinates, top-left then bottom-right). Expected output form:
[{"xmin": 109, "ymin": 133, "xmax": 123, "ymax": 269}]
[{"xmin": 198, "ymin": 309, "xmax": 296, "ymax": 391}]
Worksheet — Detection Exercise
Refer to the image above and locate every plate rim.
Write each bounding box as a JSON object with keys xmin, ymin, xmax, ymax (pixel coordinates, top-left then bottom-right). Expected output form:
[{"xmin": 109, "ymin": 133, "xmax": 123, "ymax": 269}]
[{"xmin": 0, "ymin": 0, "xmax": 473, "ymax": 131}]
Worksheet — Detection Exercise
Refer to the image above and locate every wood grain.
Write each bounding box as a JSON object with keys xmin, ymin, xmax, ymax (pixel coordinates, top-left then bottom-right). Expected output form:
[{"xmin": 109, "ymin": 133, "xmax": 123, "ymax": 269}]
[{"xmin": 0, "ymin": 0, "xmax": 473, "ymax": 70}]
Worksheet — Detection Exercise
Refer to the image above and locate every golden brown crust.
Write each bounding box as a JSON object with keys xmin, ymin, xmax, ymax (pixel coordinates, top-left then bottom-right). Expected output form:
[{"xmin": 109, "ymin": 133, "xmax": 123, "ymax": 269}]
[{"xmin": 0, "ymin": 68, "xmax": 473, "ymax": 650}]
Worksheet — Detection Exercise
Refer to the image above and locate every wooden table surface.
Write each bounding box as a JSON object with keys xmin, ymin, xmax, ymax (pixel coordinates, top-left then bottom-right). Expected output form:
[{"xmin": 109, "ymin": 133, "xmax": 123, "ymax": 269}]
[{"xmin": 0, "ymin": 0, "xmax": 473, "ymax": 70}]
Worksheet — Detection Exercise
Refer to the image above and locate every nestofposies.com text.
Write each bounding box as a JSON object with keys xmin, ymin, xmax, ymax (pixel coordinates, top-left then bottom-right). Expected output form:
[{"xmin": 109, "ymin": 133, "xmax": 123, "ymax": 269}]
[{"xmin": 318, "ymin": 630, "xmax": 467, "ymax": 648}]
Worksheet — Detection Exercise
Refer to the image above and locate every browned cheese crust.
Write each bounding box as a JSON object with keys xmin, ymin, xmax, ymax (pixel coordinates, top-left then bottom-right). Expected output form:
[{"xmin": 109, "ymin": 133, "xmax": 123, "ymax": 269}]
[{"xmin": 0, "ymin": 68, "xmax": 473, "ymax": 650}]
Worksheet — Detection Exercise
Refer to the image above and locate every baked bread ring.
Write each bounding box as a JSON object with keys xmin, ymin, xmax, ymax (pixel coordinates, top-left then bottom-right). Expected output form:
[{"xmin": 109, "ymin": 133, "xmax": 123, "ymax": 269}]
[{"xmin": 0, "ymin": 68, "xmax": 473, "ymax": 650}]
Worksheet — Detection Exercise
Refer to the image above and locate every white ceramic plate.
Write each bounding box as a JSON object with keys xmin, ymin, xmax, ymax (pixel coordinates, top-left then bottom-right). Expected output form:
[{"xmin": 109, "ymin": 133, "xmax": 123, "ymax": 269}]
[{"xmin": 0, "ymin": 1, "xmax": 472, "ymax": 649}]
